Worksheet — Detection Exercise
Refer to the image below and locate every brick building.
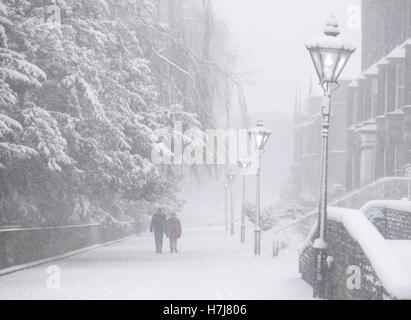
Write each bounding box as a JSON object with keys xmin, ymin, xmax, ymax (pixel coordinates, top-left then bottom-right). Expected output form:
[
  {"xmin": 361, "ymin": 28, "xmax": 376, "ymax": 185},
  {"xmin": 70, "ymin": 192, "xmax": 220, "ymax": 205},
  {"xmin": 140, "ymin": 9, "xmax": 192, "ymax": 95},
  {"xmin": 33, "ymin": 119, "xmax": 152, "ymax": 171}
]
[
  {"xmin": 346, "ymin": 0, "xmax": 411, "ymax": 191},
  {"xmin": 291, "ymin": 81, "xmax": 349, "ymax": 200}
]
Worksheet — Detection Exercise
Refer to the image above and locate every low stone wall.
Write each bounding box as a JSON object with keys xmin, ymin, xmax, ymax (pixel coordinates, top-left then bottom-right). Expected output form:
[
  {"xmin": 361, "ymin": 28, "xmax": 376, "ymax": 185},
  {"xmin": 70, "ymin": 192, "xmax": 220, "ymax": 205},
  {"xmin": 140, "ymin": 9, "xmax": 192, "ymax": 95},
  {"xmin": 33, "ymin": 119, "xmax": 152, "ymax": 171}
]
[
  {"xmin": 299, "ymin": 220, "xmax": 392, "ymax": 300},
  {"xmin": 0, "ymin": 224, "xmax": 131, "ymax": 270}
]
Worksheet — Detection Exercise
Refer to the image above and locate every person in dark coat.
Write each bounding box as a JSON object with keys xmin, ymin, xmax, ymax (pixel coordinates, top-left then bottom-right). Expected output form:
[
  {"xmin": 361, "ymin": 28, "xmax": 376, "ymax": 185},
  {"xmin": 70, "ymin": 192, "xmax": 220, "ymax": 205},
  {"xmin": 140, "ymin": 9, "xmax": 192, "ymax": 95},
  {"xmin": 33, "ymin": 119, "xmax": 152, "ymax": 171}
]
[
  {"xmin": 165, "ymin": 212, "xmax": 182, "ymax": 253},
  {"xmin": 150, "ymin": 208, "xmax": 167, "ymax": 253}
]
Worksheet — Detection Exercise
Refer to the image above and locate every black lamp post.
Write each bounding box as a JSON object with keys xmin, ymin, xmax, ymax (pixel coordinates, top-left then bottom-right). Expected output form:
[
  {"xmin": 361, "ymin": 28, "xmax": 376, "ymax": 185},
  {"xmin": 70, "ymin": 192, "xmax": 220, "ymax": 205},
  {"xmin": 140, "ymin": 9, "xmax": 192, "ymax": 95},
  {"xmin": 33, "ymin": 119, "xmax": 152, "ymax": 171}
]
[{"xmin": 306, "ymin": 15, "xmax": 355, "ymax": 299}]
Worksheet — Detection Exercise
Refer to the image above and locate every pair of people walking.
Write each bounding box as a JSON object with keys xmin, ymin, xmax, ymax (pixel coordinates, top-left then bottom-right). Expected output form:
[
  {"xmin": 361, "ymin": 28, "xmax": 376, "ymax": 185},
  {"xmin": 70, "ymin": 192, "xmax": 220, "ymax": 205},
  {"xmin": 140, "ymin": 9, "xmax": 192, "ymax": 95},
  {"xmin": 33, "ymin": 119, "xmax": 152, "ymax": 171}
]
[{"xmin": 150, "ymin": 208, "xmax": 182, "ymax": 253}]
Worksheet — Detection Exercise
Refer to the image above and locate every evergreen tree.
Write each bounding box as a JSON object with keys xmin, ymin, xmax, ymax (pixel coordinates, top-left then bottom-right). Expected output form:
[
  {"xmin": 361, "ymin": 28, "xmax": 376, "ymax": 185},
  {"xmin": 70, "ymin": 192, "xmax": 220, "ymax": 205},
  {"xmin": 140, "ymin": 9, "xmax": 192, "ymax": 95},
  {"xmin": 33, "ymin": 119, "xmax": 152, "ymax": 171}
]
[{"xmin": 0, "ymin": 0, "xmax": 244, "ymax": 228}]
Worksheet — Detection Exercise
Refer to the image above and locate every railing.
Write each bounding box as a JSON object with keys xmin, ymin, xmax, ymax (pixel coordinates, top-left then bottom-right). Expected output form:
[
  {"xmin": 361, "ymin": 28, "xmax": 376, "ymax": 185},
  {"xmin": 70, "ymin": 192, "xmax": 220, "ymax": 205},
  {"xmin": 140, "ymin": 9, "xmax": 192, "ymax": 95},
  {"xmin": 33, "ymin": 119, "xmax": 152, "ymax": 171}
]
[{"xmin": 272, "ymin": 177, "xmax": 411, "ymax": 251}]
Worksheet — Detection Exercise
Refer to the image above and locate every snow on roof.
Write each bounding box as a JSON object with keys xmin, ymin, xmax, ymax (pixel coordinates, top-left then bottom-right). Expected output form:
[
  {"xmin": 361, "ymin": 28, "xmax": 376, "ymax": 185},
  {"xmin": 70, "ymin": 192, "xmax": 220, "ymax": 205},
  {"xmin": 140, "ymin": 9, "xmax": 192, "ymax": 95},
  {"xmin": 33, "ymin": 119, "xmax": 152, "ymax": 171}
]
[
  {"xmin": 347, "ymin": 79, "xmax": 359, "ymax": 88},
  {"xmin": 386, "ymin": 45, "xmax": 406, "ymax": 60},
  {"xmin": 350, "ymin": 42, "xmax": 409, "ymax": 87},
  {"xmin": 402, "ymin": 38, "xmax": 411, "ymax": 48},
  {"xmin": 350, "ymin": 56, "xmax": 387, "ymax": 87},
  {"xmin": 355, "ymin": 124, "xmax": 377, "ymax": 133},
  {"xmin": 364, "ymin": 62, "xmax": 379, "ymax": 76},
  {"xmin": 387, "ymin": 109, "xmax": 404, "ymax": 115},
  {"xmin": 352, "ymin": 118, "xmax": 375, "ymax": 129},
  {"xmin": 347, "ymin": 74, "xmax": 366, "ymax": 87},
  {"xmin": 328, "ymin": 206, "xmax": 411, "ymax": 299},
  {"xmin": 364, "ymin": 118, "xmax": 376, "ymax": 125},
  {"xmin": 378, "ymin": 58, "xmax": 389, "ymax": 66},
  {"xmin": 294, "ymin": 113, "xmax": 321, "ymax": 129}
]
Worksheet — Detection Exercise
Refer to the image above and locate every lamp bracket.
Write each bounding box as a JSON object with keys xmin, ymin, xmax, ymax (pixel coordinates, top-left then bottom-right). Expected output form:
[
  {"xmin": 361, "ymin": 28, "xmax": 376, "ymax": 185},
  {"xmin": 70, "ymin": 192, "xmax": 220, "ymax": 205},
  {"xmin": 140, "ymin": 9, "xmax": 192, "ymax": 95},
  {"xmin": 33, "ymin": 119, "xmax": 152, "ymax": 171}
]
[
  {"xmin": 320, "ymin": 81, "xmax": 340, "ymax": 94},
  {"xmin": 322, "ymin": 96, "xmax": 331, "ymax": 116}
]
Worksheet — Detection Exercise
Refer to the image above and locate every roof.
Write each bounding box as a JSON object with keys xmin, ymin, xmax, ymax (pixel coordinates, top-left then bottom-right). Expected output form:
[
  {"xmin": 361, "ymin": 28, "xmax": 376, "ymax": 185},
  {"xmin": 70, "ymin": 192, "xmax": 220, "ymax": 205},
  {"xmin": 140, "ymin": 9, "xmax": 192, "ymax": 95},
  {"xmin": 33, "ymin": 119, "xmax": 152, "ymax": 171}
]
[
  {"xmin": 386, "ymin": 45, "xmax": 406, "ymax": 60},
  {"xmin": 350, "ymin": 38, "xmax": 411, "ymax": 85}
]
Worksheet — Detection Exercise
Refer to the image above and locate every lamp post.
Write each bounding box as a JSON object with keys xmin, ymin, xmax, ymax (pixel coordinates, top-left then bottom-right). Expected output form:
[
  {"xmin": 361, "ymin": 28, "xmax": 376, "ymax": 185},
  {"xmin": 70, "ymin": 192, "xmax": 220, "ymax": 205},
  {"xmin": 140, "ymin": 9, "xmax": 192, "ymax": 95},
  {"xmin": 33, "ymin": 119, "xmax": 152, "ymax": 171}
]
[
  {"xmin": 227, "ymin": 170, "xmax": 236, "ymax": 235},
  {"xmin": 222, "ymin": 180, "xmax": 229, "ymax": 231},
  {"xmin": 306, "ymin": 16, "xmax": 355, "ymax": 299},
  {"xmin": 238, "ymin": 159, "xmax": 252, "ymax": 243},
  {"xmin": 248, "ymin": 120, "xmax": 271, "ymax": 256}
]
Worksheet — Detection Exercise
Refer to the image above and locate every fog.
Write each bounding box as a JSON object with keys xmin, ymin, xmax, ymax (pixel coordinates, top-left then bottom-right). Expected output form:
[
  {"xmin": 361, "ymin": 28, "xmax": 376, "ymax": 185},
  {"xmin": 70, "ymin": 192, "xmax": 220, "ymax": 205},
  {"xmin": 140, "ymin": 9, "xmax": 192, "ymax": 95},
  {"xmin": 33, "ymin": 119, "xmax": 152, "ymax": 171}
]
[
  {"xmin": 180, "ymin": 0, "xmax": 362, "ymax": 226},
  {"xmin": 2, "ymin": 0, "xmax": 410, "ymax": 302},
  {"xmin": 214, "ymin": 0, "xmax": 362, "ymax": 115}
]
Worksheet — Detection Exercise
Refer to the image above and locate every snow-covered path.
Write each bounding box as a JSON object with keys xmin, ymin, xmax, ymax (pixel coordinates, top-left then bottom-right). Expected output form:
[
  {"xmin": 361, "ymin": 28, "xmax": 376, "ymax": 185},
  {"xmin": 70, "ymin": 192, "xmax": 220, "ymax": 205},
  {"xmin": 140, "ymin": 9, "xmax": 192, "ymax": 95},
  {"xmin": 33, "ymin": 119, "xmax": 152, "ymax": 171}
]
[{"xmin": 0, "ymin": 226, "xmax": 312, "ymax": 299}]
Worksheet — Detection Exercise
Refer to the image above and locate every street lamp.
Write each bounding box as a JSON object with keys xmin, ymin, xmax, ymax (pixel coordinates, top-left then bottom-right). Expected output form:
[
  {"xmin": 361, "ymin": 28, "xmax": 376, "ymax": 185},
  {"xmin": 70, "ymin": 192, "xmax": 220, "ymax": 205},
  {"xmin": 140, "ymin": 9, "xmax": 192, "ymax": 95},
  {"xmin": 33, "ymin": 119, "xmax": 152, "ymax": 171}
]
[
  {"xmin": 248, "ymin": 120, "xmax": 271, "ymax": 255},
  {"xmin": 237, "ymin": 159, "xmax": 252, "ymax": 243},
  {"xmin": 227, "ymin": 170, "xmax": 236, "ymax": 235},
  {"xmin": 306, "ymin": 15, "xmax": 355, "ymax": 299},
  {"xmin": 222, "ymin": 180, "xmax": 229, "ymax": 231}
]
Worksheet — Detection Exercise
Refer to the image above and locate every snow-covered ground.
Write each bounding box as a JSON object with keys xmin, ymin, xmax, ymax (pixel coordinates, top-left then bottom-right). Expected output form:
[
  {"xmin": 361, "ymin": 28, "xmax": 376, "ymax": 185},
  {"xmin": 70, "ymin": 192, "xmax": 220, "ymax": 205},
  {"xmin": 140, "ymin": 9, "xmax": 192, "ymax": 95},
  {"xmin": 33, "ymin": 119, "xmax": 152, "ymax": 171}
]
[{"xmin": 0, "ymin": 225, "xmax": 312, "ymax": 300}]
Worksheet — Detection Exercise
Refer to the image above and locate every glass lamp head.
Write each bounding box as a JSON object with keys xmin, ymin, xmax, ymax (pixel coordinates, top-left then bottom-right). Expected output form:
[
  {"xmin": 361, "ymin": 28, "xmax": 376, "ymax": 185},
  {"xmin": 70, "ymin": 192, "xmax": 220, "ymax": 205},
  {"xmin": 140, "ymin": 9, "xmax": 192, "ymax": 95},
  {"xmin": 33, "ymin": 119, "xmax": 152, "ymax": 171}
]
[
  {"xmin": 306, "ymin": 15, "xmax": 356, "ymax": 85},
  {"xmin": 248, "ymin": 120, "xmax": 272, "ymax": 151}
]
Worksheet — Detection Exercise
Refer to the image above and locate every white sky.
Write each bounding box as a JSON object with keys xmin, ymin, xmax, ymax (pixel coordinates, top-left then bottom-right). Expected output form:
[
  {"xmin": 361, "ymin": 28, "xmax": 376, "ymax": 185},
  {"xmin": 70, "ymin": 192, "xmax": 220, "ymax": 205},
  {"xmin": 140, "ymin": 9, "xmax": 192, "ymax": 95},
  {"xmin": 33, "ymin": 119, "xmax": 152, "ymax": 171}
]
[{"xmin": 213, "ymin": 0, "xmax": 362, "ymax": 116}]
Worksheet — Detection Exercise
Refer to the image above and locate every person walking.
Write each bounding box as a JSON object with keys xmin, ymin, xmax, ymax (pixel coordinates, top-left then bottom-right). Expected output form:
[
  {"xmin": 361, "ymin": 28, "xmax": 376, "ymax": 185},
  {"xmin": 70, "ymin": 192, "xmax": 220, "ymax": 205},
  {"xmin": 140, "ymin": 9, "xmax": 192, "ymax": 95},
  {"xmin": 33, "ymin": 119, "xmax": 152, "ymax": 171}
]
[
  {"xmin": 150, "ymin": 208, "xmax": 167, "ymax": 253},
  {"xmin": 165, "ymin": 212, "xmax": 182, "ymax": 253}
]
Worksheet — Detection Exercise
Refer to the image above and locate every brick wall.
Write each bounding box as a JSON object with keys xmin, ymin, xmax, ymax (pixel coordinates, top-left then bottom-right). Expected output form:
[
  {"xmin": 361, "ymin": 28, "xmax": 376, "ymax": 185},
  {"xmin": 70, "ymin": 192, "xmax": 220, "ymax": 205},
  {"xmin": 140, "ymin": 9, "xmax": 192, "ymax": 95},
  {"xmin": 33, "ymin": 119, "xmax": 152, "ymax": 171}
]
[
  {"xmin": 403, "ymin": 106, "xmax": 411, "ymax": 164},
  {"xmin": 299, "ymin": 220, "xmax": 392, "ymax": 300},
  {"xmin": 299, "ymin": 202, "xmax": 411, "ymax": 300},
  {"xmin": 362, "ymin": 0, "xmax": 411, "ymax": 71},
  {"xmin": 365, "ymin": 207, "xmax": 411, "ymax": 240},
  {"xmin": 300, "ymin": 203, "xmax": 411, "ymax": 299}
]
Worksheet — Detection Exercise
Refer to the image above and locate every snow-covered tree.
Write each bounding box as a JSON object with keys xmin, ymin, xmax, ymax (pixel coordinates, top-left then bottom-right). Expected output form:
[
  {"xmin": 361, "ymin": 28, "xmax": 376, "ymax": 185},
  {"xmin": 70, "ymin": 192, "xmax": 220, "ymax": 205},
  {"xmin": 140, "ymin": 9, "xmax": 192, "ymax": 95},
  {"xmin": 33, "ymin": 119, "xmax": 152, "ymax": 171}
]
[
  {"xmin": 0, "ymin": 0, "xmax": 242, "ymax": 227},
  {"xmin": 0, "ymin": 1, "xmax": 45, "ymax": 169}
]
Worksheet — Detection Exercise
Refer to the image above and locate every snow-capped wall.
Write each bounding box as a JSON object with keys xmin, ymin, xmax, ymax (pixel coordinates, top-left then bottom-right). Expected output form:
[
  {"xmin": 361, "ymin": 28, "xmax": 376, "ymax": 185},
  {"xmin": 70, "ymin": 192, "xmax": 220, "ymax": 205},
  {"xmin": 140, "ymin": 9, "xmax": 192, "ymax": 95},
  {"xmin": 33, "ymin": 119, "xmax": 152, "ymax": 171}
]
[
  {"xmin": 299, "ymin": 200, "xmax": 411, "ymax": 300},
  {"xmin": 328, "ymin": 206, "xmax": 411, "ymax": 299}
]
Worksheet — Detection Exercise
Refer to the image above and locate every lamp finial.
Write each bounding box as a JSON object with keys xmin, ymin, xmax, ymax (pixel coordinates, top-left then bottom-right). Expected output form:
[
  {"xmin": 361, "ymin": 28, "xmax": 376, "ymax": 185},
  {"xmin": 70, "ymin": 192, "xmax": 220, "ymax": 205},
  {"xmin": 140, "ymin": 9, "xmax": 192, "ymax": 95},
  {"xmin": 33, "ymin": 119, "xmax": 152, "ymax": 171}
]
[{"xmin": 324, "ymin": 15, "xmax": 340, "ymax": 37}]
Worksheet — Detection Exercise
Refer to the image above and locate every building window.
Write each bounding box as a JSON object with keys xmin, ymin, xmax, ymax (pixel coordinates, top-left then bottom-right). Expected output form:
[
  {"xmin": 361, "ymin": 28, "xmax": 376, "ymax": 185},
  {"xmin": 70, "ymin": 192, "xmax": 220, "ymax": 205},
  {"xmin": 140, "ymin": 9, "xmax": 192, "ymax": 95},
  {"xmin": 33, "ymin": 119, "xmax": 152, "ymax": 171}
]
[
  {"xmin": 395, "ymin": 63, "xmax": 405, "ymax": 110},
  {"xmin": 363, "ymin": 85, "xmax": 368, "ymax": 120},
  {"xmin": 395, "ymin": 144, "xmax": 404, "ymax": 176},
  {"xmin": 351, "ymin": 153, "xmax": 356, "ymax": 187},
  {"xmin": 371, "ymin": 78, "xmax": 378, "ymax": 118},
  {"xmin": 352, "ymin": 90, "xmax": 358, "ymax": 124},
  {"xmin": 384, "ymin": 67, "xmax": 389, "ymax": 113}
]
